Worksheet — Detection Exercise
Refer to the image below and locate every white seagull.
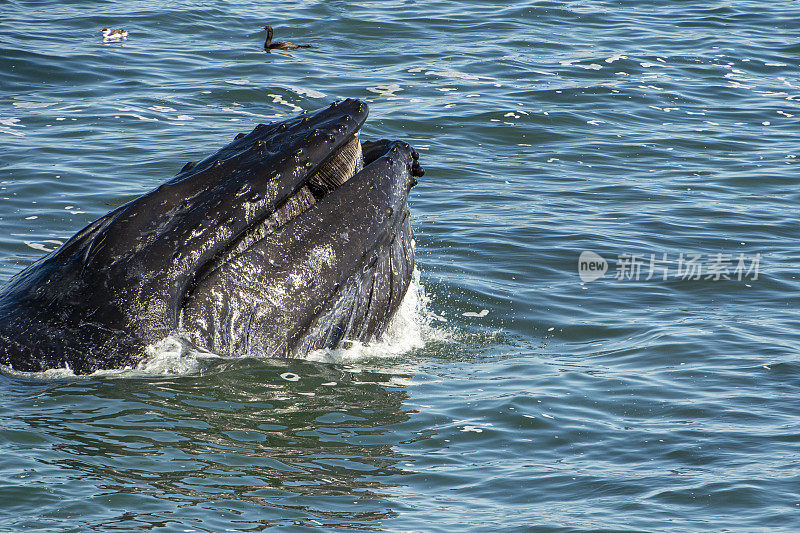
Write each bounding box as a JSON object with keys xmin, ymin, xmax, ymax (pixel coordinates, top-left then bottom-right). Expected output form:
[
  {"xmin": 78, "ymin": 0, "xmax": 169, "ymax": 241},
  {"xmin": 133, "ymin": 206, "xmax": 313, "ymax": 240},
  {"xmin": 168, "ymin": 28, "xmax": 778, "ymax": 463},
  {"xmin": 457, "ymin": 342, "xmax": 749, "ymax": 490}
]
[{"xmin": 101, "ymin": 28, "xmax": 128, "ymax": 42}]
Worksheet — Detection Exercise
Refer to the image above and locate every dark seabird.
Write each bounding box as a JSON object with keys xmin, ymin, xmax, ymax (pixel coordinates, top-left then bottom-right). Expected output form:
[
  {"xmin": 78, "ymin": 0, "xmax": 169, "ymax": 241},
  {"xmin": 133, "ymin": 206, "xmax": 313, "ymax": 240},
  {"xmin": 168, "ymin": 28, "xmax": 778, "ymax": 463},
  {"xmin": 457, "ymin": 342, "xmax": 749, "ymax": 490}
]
[{"xmin": 259, "ymin": 25, "xmax": 311, "ymax": 52}]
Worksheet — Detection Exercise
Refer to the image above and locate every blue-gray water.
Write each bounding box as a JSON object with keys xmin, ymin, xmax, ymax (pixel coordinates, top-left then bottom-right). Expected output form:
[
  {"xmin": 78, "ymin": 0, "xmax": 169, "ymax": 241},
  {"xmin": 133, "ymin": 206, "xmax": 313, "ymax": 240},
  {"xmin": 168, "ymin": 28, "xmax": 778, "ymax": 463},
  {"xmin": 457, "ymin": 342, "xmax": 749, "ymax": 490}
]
[{"xmin": 2, "ymin": 0, "xmax": 800, "ymax": 530}]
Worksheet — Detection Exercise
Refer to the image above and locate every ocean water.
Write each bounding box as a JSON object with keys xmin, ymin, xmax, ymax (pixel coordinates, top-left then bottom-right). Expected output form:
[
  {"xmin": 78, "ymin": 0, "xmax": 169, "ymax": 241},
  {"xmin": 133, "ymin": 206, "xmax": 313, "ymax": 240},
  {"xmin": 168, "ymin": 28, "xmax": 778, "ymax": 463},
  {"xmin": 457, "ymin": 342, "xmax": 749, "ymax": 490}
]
[{"xmin": 2, "ymin": 0, "xmax": 800, "ymax": 530}]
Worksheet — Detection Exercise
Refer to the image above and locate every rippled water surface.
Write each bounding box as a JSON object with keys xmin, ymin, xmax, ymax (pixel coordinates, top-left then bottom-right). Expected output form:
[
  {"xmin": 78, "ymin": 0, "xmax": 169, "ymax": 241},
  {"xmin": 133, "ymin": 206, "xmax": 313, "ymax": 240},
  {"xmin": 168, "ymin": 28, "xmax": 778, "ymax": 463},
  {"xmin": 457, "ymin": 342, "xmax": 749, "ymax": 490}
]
[{"xmin": 2, "ymin": 0, "xmax": 800, "ymax": 530}]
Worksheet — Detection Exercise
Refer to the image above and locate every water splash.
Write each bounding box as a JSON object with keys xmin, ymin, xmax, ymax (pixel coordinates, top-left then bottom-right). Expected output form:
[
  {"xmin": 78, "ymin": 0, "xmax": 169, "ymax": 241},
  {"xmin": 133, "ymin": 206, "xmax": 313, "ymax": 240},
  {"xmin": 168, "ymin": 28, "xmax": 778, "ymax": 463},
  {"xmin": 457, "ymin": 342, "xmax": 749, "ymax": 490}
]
[{"xmin": 307, "ymin": 268, "xmax": 447, "ymax": 364}]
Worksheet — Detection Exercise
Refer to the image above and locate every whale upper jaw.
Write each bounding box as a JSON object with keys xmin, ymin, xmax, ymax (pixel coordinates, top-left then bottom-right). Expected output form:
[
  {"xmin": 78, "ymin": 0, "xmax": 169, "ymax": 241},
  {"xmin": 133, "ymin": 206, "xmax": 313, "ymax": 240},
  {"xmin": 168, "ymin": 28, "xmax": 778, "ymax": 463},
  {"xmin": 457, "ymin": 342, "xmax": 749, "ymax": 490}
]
[{"xmin": 0, "ymin": 99, "xmax": 424, "ymax": 373}]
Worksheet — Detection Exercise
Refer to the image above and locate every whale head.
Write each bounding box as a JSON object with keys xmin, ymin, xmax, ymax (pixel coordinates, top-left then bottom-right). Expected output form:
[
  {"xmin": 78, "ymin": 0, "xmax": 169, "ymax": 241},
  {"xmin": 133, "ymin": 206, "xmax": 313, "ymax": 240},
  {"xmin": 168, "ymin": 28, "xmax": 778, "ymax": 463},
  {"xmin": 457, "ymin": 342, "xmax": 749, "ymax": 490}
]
[{"xmin": 0, "ymin": 99, "xmax": 424, "ymax": 373}]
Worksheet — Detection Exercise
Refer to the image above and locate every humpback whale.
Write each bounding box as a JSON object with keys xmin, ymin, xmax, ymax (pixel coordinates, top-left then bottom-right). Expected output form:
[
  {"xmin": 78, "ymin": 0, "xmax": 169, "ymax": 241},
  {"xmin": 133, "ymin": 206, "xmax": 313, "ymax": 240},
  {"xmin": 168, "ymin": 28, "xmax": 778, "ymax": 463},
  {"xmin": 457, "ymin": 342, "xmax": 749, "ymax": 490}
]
[{"xmin": 0, "ymin": 99, "xmax": 424, "ymax": 374}]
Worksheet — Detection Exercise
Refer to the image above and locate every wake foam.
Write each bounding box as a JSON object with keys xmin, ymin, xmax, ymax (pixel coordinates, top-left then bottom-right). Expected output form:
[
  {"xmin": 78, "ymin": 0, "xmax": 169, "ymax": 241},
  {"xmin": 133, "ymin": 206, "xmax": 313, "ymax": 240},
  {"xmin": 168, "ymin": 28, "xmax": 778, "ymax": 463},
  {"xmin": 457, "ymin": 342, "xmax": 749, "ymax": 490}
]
[{"xmin": 0, "ymin": 337, "xmax": 218, "ymax": 380}]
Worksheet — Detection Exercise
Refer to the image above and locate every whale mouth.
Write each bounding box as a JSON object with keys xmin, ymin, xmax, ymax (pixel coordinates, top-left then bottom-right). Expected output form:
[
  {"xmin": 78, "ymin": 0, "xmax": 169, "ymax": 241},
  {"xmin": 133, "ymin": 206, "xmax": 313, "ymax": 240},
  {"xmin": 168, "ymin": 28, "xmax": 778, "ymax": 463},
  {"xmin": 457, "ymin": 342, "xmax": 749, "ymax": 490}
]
[
  {"xmin": 208, "ymin": 133, "xmax": 365, "ymax": 267},
  {"xmin": 177, "ymin": 102, "xmax": 425, "ymax": 357},
  {"xmin": 242, "ymin": 133, "xmax": 423, "ymax": 248},
  {"xmin": 261, "ymin": 132, "xmax": 367, "ymax": 237},
  {"xmin": 184, "ymin": 114, "xmax": 424, "ymax": 305}
]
